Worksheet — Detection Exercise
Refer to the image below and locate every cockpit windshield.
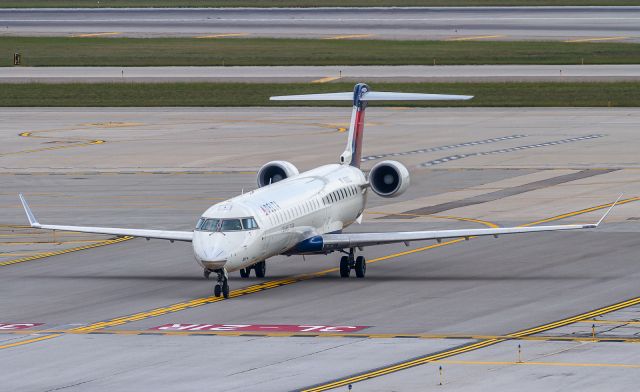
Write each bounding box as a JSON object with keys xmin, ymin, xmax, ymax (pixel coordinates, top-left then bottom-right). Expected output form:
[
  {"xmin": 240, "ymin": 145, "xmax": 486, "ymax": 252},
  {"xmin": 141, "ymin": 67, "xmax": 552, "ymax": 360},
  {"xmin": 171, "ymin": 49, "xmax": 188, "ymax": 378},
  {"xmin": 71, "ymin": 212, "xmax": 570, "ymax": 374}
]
[{"xmin": 195, "ymin": 217, "xmax": 259, "ymax": 232}]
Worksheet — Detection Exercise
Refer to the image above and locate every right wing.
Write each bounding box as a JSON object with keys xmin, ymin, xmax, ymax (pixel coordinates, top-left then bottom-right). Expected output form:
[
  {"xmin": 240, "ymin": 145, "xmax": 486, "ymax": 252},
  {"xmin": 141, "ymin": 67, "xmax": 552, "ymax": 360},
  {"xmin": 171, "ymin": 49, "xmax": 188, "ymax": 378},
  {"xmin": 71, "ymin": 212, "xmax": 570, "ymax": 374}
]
[
  {"xmin": 19, "ymin": 194, "xmax": 193, "ymax": 242},
  {"xmin": 319, "ymin": 195, "xmax": 622, "ymax": 251}
]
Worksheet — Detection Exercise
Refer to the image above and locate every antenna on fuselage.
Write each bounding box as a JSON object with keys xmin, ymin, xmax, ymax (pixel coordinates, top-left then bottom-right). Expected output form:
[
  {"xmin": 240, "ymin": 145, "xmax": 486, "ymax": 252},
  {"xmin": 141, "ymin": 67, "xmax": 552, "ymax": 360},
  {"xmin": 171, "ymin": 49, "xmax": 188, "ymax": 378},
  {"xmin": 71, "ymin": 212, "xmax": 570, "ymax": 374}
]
[{"xmin": 270, "ymin": 84, "xmax": 473, "ymax": 168}]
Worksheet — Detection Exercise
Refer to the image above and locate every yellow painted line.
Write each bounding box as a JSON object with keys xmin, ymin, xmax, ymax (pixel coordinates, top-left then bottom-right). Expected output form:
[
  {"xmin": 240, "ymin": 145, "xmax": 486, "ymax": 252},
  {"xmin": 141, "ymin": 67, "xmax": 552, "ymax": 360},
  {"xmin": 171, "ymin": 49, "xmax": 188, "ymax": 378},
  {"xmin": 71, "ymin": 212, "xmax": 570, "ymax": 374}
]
[
  {"xmin": 72, "ymin": 32, "xmax": 121, "ymax": 38},
  {"xmin": 522, "ymin": 196, "xmax": 640, "ymax": 227},
  {"xmin": 0, "ymin": 334, "xmax": 60, "ymax": 350},
  {"xmin": 564, "ymin": 36, "xmax": 628, "ymax": 43},
  {"xmin": 323, "ymin": 34, "xmax": 373, "ymax": 40},
  {"xmin": 194, "ymin": 33, "xmax": 249, "ymax": 39},
  {"xmin": 580, "ymin": 319, "xmax": 640, "ymax": 325},
  {"xmin": 509, "ymin": 296, "xmax": 640, "ymax": 338},
  {"xmin": 0, "ymin": 236, "xmax": 132, "ymax": 267},
  {"xmin": 0, "ymin": 140, "xmax": 105, "ymax": 157},
  {"xmin": 0, "ymin": 171, "xmax": 255, "ymax": 177},
  {"xmin": 311, "ymin": 76, "xmax": 342, "ymax": 84},
  {"xmin": 367, "ymin": 211, "xmax": 500, "ymax": 229},
  {"xmin": 0, "ymin": 252, "xmax": 51, "ymax": 257},
  {"xmin": 1, "ymin": 240, "xmax": 106, "ymax": 245},
  {"xmin": 80, "ymin": 122, "xmax": 145, "ymax": 128},
  {"xmin": 0, "ymin": 233, "xmax": 106, "ymax": 237},
  {"xmin": 446, "ymin": 34, "xmax": 505, "ymax": 41},
  {"xmin": 436, "ymin": 360, "xmax": 640, "ymax": 369},
  {"xmin": 305, "ymin": 339, "xmax": 501, "ymax": 391}
]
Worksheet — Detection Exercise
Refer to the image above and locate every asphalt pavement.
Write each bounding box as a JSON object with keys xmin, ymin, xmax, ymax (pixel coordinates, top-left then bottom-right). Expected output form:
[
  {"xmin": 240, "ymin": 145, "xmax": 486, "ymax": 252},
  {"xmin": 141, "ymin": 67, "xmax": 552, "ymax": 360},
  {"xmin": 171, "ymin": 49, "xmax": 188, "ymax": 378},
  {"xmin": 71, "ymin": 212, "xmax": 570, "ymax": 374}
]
[{"xmin": 1, "ymin": 7, "xmax": 639, "ymax": 41}]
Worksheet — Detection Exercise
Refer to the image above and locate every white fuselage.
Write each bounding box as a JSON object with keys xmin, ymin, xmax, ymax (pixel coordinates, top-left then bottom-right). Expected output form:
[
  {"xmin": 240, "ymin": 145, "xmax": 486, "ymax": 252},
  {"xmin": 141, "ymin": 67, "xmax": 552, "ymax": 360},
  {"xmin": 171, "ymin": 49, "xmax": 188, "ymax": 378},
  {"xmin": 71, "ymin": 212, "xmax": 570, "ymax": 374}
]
[{"xmin": 192, "ymin": 164, "xmax": 367, "ymax": 272}]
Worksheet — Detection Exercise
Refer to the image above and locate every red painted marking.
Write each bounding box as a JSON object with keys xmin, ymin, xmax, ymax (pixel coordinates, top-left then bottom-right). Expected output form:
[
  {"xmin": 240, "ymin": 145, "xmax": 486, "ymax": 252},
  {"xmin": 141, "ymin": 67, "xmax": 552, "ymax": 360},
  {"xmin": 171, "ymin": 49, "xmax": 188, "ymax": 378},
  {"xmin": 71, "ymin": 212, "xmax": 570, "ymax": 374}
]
[
  {"xmin": 0, "ymin": 323, "xmax": 43, "ymax": 330},
  {"xmin": 150, "ymin": 324, "xmax": 370, "ymax": 333},
  {"xmin": 351, "ymin": 108, "xmax": 366, "ymax": 167}
]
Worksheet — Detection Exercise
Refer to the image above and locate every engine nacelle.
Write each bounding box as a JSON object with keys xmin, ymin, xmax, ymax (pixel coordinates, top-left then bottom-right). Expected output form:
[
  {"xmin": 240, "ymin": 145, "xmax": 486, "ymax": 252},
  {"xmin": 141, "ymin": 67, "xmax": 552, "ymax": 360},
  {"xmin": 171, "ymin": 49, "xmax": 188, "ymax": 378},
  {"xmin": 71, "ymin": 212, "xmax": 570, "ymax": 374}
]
[
  {"xmin": 368, "ymin": 160, "xmax": 410, "ymax": 198},
  {"xmin": 257, "ymin": 160, "xmax": 299, "ymax": 187}
]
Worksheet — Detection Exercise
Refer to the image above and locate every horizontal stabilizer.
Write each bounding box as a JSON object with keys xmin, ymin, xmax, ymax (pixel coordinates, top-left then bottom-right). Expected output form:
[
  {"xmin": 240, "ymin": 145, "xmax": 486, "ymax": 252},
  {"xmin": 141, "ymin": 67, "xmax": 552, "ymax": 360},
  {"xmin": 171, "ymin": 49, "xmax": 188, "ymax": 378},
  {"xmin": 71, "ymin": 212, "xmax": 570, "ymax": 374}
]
[{"xmin": 270, "ymin": 91, "xmax": 473, "ymax": 101}]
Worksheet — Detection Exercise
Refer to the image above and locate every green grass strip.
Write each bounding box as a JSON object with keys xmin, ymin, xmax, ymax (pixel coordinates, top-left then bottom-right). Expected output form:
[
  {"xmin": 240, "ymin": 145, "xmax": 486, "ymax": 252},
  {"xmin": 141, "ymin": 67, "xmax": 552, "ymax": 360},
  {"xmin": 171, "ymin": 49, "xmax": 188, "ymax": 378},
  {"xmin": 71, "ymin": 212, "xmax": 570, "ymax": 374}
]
[
  {"xmin": 4, "ymin": 0, "xmax": 640, "ymax": 7},
  {"xmin": 2, "ymin": 82, "xmax": 638, "ymax": 107},
  {"xmin": 5, "ymin": 37, "xmax": 640, "ymax": 67}
]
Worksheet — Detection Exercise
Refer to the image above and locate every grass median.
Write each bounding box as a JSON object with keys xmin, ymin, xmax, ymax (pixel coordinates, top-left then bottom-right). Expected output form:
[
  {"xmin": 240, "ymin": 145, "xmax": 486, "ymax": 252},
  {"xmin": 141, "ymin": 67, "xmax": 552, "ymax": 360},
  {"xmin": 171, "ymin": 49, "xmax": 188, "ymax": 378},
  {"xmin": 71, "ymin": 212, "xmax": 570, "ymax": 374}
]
[
  {"xmin": 4, "ymin": 0, "xmax": 640, "ymax": 7},
  {"xmin": 2, "ymin": 82, "xmax": 639, "ymax": 107},
  {"xmin": 5, "ymin": 37, "xmax": 640, "ymax": 67}
]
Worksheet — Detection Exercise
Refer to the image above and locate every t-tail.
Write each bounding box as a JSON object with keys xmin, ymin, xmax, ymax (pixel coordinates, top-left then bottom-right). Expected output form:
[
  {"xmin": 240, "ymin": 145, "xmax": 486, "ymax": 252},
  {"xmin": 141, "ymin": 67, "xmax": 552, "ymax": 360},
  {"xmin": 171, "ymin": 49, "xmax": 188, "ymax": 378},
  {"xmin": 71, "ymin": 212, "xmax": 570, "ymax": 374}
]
[{"xmin": 270, "ymin": 83, "xmax": 473, "ymax": 168}]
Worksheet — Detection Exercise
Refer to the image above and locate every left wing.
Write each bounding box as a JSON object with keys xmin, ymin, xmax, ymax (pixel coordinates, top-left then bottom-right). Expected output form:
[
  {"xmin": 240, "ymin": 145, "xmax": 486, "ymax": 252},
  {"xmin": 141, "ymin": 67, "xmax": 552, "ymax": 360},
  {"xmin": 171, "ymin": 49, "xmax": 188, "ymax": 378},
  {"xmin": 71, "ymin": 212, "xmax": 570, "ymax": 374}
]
[
  {"xmin": 19, "ymin": 194, "xmax": 193, "ymax": 242},
  {"xmin": 319, "ymin": 196, "xmax": 620, "ymax": 251}
]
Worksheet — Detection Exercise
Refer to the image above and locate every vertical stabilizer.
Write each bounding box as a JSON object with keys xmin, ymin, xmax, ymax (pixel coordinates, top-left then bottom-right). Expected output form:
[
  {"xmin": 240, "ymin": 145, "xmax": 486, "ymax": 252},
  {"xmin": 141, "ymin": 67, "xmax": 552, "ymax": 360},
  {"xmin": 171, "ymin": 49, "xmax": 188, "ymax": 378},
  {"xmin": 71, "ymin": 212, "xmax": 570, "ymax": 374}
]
[{"xmin": 340, "ymin": 83, "xmax": 369, "ymax": 168}]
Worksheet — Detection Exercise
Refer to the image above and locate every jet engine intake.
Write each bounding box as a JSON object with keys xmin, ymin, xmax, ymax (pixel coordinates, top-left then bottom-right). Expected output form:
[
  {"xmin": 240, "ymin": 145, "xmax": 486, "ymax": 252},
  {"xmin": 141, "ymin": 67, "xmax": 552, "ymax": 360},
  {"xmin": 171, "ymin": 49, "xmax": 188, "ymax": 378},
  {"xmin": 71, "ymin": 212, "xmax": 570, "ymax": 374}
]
[
  {"xmin": 257, "ymin": 161, "xmax": 299, "ymax": 187},
  {"xmin": 368, "ymin": 160, "xmax": 410, "ymax": 197}
]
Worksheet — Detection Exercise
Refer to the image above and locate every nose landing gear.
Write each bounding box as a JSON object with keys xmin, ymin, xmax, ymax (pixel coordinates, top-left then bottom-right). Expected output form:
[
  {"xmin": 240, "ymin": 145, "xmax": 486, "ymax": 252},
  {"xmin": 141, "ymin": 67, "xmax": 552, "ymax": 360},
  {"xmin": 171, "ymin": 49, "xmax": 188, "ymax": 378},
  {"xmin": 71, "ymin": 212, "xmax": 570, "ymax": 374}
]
[
  {"xmin": 340, "ymin": 248, "xmax": 366, "ymax": 278},
  {"xmin": 213, "ymin": 269, "xmax": 230, "ymax": 299}
]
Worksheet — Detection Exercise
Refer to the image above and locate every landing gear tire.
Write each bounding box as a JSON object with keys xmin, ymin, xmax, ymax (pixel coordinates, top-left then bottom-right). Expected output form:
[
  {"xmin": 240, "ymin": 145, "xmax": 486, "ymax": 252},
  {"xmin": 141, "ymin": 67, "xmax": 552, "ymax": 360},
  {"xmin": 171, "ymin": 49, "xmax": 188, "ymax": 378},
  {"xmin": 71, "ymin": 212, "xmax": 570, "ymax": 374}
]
[
  {"xmin": 214, "ymin": 269, "xmax": 229, "ymax": 299},
  {"xmin": 355, "ymin": 256, "xmax": 366, "ymax": 278},
  {"xmin": 340, "ymin": 256, "xmax": 350, "ymax": 278},
  {"xmin": 240, "ymin": 268, "xmax": 250, "ymax": 278},
  {"xmin": 204, "ymin": 269, "xmax": 211, "ymax": 279},
  {"xmin": 222, "ymin": 282, "xmax": 230, "ymax": 299},
  {"xmin": 254, "ymin": 261, "xmax": 266, "ymax": 278}
]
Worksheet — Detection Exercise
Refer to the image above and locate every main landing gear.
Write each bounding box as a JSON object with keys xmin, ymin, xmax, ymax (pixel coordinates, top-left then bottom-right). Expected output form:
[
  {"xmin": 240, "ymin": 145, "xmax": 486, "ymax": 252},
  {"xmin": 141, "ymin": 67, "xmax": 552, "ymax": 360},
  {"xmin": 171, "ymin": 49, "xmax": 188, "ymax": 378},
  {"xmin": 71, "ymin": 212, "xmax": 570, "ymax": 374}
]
[
  {"xmin": 340, "ymin": 248, "xmax": 366, "ymax": 278},
  {"xmin": 213, "ymin": 269, "xmax": 230, "ymax": 299},
  {"xmin": 239, "ymin": 260, "xmax": 266, "ymax": 278}
]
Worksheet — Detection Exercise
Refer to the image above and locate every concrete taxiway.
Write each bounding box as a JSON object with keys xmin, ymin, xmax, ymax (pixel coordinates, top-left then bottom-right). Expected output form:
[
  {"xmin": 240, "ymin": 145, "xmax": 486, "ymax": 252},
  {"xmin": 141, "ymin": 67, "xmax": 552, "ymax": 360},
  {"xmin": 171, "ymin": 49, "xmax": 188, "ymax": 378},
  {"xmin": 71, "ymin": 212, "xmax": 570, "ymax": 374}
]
[
  {"xmin": 3, "ymin": 65, "xmax": 640, "ymax": 84},
  {"xmin": 1, "ymin": 107, "xmax": 639, "ymax": 391},
  {"xmin": 1, "ymin": 7, "xmax": 640, "ymax": 42}
]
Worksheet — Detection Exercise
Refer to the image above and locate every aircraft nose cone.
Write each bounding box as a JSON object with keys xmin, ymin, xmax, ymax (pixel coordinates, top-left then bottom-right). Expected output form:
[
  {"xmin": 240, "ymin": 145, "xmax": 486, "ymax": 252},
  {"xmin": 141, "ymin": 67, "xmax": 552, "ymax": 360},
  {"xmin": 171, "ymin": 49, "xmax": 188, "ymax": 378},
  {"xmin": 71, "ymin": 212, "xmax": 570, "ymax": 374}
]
[{"xmin": 193, "ymin": 236, "xmax": 228, "ymax": 269}]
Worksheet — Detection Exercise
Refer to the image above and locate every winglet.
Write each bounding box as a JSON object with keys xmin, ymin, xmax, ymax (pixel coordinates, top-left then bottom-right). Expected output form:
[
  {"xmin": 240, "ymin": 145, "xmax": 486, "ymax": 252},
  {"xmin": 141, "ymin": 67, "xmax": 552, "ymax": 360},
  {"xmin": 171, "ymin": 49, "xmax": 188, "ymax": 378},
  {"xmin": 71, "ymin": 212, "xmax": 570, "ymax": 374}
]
[
  {"xmin": 593, "ymin": 193, "xmax": 623, "ymax": 228},
  {"xmin": 18, "ymin": 193, "xmax": 40, "ymax": 227}
]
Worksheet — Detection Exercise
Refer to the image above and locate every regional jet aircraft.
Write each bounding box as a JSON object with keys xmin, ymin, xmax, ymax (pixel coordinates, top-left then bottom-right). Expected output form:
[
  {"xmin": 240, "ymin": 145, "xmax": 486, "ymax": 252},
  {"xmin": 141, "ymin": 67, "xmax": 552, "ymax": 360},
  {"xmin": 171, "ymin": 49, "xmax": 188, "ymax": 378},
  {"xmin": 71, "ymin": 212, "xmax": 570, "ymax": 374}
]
[{"xmin": 19, "ymin": 84, "xmax": 619, "ymax": 299}]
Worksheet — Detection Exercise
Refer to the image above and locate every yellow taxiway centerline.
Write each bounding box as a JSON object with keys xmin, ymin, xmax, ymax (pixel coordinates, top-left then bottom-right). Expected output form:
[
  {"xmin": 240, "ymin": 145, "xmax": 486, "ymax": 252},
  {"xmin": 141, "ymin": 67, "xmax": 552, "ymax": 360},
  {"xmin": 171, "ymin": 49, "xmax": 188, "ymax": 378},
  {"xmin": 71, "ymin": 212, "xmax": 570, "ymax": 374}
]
[
  {"xmin": 323, "ymin": 34, "xmax": 373, "ymax": 40},
  {"xmin": 580, "ymin": 319, "xmax": 640, "ymax": 325},
  {"xmin": 194, "ymin": 33, "xmax": 249, "ymax": 39},
  {"xmin": 0, "ymin": 334, "xmax": 61, "ymax": 350},
  {"xmin": 435, "ymin": 360, "xmax": 640, "ymax": 369},
  {"xmin": 0, "ymin": 236, "xmax": 132, "ymax": 267},
  {"xmin": 446, "ymin": 35, "xmax": 506, "ymax": 41},
  {"xmin": 72, "ymin": 32, "xmax": 121, "ymax": 38},
  {"xmin": 311, "ymin": 76, "xmax": 342, "ymax": 84},
  {"xmin": 564, "ymin": 36, "xmax": 628, "ymax": 43}
]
